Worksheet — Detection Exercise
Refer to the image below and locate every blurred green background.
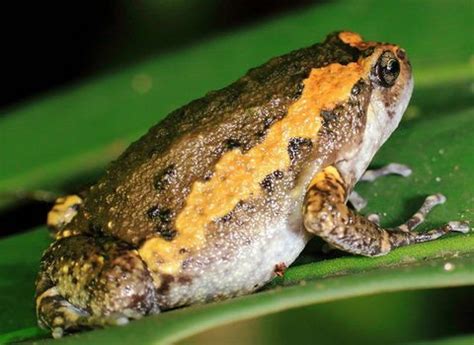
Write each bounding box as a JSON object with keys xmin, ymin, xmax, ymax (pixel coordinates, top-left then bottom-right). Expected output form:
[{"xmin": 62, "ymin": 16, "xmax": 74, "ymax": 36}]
[{"xmin": 0, "ymin": 0, "xmax": 473, "ymax": 344}]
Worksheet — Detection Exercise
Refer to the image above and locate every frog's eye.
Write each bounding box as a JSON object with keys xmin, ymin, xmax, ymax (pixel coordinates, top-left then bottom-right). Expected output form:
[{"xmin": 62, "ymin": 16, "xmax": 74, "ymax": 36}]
[{"xmin": 373, "ymin": 51, "xmax": 400, "ymax": 87}]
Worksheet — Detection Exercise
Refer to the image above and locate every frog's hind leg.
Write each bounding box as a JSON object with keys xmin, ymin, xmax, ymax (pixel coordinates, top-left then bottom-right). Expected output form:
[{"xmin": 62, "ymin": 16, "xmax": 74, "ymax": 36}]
[
  {"xmin": 303, "ymin": 166, "xmax": 469, "ymax": 257},
  {"xmin": 35, "ymin": 235, "xmax": 159, "ymax": 337}
]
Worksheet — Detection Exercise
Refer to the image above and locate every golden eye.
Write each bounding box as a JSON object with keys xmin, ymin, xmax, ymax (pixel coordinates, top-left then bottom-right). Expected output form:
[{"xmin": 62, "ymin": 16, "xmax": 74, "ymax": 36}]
[{"xmin": 373, "ymin": 51, "xmax": 400, "ymax": 87}]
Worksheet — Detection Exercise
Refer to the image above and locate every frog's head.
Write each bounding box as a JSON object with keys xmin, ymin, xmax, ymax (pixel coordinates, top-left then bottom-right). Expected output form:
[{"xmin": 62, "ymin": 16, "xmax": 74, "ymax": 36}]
[
  {"xmin": 364, "ymin": 42, "xmax": 414, "ymax": 146},
  {"xmin": 335, "ymin": 32, "xmax": 414, "ymax": 189}
]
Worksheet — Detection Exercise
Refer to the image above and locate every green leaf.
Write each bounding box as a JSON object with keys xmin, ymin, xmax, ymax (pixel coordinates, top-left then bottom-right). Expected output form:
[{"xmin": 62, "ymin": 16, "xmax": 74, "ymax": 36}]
[{"xmin": 0, "ymin": 0, "xmax": 472, "ymax": 344}]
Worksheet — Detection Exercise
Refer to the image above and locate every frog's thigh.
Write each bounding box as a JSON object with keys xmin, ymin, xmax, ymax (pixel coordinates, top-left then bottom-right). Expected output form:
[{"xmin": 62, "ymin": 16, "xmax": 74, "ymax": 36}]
[
  {"xmin": 303, "ymin": 166, "xmax": 468, "ymax": 257},
  {"xmin": 36, "ymin": 235, "xmax": 159, "ymax": 337}
]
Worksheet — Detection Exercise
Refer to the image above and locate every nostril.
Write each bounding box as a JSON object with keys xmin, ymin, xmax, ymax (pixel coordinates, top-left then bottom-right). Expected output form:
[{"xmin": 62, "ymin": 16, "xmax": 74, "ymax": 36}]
[{"xmin": 396, "ymin": 48, "xmax": 406, "ymax": 60}]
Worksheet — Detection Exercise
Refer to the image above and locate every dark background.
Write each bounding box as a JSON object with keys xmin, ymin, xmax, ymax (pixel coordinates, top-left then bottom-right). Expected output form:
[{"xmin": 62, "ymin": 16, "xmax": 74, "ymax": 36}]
[{"xmin": 0, "ymin": 0, "xmax": 317, "ymax": 111}]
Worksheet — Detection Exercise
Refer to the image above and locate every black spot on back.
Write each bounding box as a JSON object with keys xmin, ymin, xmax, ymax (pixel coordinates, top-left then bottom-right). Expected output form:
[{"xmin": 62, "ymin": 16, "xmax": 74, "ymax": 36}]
[
  {"xmin": 147, "ymin": 206, "xmax": 173, "ymax": 223},
  {"xmin": 213, "ymin": 138, "xmax": 243, "ymax": 156},
  {"xmin": 260, "ymin": 170, "xmax": 285, "ymax": 193},
  {"xmin": 288, "ymin": 137, "xmax": 313, "ymax": 164},
  {"xmin": 321, "ymin": 109, "xmax": 337, "ymax": 122},
  {"xmin": 292, "ymin": 81, "xmax": 305, "ymax": 100},
  {"xmin": 224, "ymin": 138, "xmax": 242, "ymax": 150},
  {"xmin": 157, "ymin": 227, "xmax": 177, "ymax": 241},
  {"xmin": 146, "ymin": 206, "xmax": 177, "ymax": 240}
]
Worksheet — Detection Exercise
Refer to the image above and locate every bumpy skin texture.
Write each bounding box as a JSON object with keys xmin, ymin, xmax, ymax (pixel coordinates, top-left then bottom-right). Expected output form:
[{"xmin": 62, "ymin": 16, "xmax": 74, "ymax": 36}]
[
  {"xmin": 67, "ymin": 32, "xmax": 363, "ymax": 246},
  {"xmin": 37, "ymin": 31, "xmax": 434, "ymax": 336},
  {"xmin": 36, "ymin": 237, "xmax": 158, "ymax": 336}
]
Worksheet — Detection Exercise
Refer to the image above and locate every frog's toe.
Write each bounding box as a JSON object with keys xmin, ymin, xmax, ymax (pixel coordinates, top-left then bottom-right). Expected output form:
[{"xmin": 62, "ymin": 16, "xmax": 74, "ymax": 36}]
[
  {"xmin": 36, "ymin": 286, "xmax": 90, "ymax": 337},
  {"xmin": 447, "ymin": 221, "xmax": 470, "ymax": 234},
  {"xmin": 36, "ymin": 286, "xmax": 146, "ymax": 338}
]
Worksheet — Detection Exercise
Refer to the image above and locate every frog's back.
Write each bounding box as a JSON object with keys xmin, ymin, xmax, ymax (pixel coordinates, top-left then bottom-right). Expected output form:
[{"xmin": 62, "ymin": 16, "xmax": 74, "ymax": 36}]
[
  {"xmin": 70, "ymin": 36, "xmax": 360, "ymax": 245},
  {"xmin": 69, "ymin": 33, "xmax": 361, "ymax": 247}
]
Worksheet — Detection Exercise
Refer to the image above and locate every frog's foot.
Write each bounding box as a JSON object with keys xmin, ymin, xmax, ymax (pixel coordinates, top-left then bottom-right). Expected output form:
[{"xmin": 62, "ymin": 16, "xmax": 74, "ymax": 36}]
[
  {"xmin": 304, "ymin": 166, "xmax": 470, "ymax": 257},
  {"xmin": 47, "ymin": 195, "xmax": 83, "ymax": 238},
  {"xmin": 360, "ymin": 163, "xmax": 412, "ymax": 182},
  {"xmin": 35, "ymin": 235, "xmax": 160, "ymax": 337},
  {"xmin": 36, "ymin": 286, "xmax": 145, "ymax": 338}
]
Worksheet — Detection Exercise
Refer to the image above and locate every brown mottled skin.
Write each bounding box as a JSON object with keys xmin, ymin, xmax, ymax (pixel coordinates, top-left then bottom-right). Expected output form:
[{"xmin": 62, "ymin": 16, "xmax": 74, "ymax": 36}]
[
  {"xmin": 67, "ymin": 32, "xmax": 362, "ymax": 246},
  {"xmin": 36, "ymin": 32, "xmax": 469, "ymax": 337}
]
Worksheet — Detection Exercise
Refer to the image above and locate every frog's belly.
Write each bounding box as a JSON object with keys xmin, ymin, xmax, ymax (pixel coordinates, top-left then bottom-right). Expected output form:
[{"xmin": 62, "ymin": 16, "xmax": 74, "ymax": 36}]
[{"xmin": 157, "ymin": 217, "xmax": 310, "ymax": 309}]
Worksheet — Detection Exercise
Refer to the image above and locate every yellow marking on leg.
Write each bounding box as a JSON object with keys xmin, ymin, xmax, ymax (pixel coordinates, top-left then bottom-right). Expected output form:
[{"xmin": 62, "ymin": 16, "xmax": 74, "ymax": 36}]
[
  {"xmin": 307, "ymin": 166, "xmax": 347, "ymax": 202},
  {"xmin": 47, "ymin": 195, "xmax": 82, "ymax": 229}
]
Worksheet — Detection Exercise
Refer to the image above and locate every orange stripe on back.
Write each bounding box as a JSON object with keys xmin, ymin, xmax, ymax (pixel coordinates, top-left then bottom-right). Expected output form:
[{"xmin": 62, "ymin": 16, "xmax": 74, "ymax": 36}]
[{"xmin": 139, "ymin": 61, "xmax": 365, "ymax": 279}]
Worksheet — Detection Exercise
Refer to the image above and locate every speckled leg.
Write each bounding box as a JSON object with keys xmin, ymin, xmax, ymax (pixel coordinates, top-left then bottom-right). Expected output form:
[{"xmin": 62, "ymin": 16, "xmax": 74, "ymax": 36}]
[
  {"xmin": 35, "ymin": 235, "xmax": 159, "ymax": 337},
  {"xmin": 303, "ymin": 166, "xmax": 469, "ymax": 257}
]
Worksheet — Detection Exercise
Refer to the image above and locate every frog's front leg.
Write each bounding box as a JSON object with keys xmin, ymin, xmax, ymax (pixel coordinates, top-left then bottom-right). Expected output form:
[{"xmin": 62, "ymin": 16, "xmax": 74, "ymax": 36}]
[
  {"xmin": 35, "ymin": 235, "xmax": 159, "ymax": 337},
  {"xmin": 303, "ymin": 166, "xmax": 469, "ymax": 256},
  {"xmin": 349, "ymin": 163, "xmax": 412, "ymax": 211},
  {"xmin": 359, "ymin": 163, "xmax": 412, "ymax": 182}
]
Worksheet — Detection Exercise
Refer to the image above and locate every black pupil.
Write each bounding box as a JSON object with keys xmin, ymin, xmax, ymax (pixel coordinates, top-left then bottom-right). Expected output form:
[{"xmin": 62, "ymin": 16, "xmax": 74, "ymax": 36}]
[
  {"xmin": 387, "ymin": 59, "xmax": 400, "ymax": 75},
  {"xmin": 374, "ymin": 52, "xmax": 400, "ymax": 87}
]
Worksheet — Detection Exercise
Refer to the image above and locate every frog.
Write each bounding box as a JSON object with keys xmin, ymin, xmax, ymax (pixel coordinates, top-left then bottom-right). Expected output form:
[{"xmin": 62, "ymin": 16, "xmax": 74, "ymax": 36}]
[{"xmin": 35, "ymin": 31, "xmax": 469, "ymax": 338}]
